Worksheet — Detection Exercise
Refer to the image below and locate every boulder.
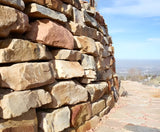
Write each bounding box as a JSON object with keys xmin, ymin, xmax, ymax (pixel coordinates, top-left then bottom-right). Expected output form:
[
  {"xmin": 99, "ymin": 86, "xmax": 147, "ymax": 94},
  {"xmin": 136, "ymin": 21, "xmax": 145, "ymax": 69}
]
[
  {"xmin": 0, "ymin": 89, "xmax": 52, "ymax": 119},
  {"xmin": 0, "ymin": 62, "xmax": 55, "ymax": 90},
  {"xmin": 0, "ymin": 39, "xmax": 52, "ymax": 63},
  {"xmin": 26, "ymin": 19, "xmax": 74, "ymax": 50},
  {"xmin": 0, "ymin": 5, "xmax": 29, "ymax": 37}
]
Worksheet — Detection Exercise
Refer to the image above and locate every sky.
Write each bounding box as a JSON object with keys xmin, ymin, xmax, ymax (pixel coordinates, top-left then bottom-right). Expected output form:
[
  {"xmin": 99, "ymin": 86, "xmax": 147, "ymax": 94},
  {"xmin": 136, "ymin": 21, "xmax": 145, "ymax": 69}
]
[{"xmin": 96, "ymin": 0, "xmax": 160, "ymax": 60}]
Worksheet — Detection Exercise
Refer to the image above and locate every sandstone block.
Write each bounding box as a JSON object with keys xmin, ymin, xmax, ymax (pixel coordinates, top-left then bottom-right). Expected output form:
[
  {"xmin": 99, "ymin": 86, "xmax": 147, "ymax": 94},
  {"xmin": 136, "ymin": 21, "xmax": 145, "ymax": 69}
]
[
  {"xmin": 0, "ymin": 62, "xmax": 55, "ymax": 90},
  {"xmin": 95, "ymin": 42, "xmax": 109, "ymax": 58},
  {"xmin": 74, "ymin": 36, "xmax": 98, "ymax": 56},
  {"xmin": 92, "ymin": 99, "xmax": 106, "ymax": 116},
  {"xmin": 71, "ymin": 102, "xmax": 92, "ymax": 128},
  {"xmin": 107, "ymin": 36, "xmax": 113, "ymax": 44},
  {"xmin": 52, "ymin": 49, "xmax": 81, "ymax": 61},
  {"xmin": 86, "ymin": 82, "xmax": 108, "ymax": 102},
  {"xmin": 81, "ymin": 54, "xmax": 96, "ymax": 70},
  {"xmin": 61, "ymin": 0, "xmax": 81, "ymax": 9},
  {"xmin": 25, "ymin": 3, "xmax": 67, "ymax": 23},
  {"xmin": 97, "ymin": 68, "xmax": 114, "ymax": 81},
  {"xmin": 0, "ymin": 39, "xmax": 52, "ymax": 63},
  {"xmin": 61, "ymin": 4, "xmax": 73, "ymax": 17},
  {"xmin": 103, "ymin": 94, "xmax": 115, "ymax": 108},
  {"xmin": 79, "ymin": 78, "xmax": 96, "ymax": 84},
  {"xmin": 38, "ymin": 107, "xmax": 70, "ymax": 132},
  {"xmin": 43, "ymin": 80, "xmax": 88, "ymax": 108},
  {"xmin": 99, "ymin": 106, "xmax": 110, "ymax": 117},
  {"xmin": 0, "ymin": 89, "xmax": 52, "ymax": 119},
  {"xmin": 0, "ymin": 109, "xmax": 38, "ymax": 132},
  {"xmin": 0, "ymin": 5, "xmax": 29, "ymax": 37},
  {"xmin": 73, "ymin": 7, "xmax": 84, "ymax": 24},
  {"xmin": 53, "ymin": 60, "xmax": 84, "ymax": 79},
  {"xmin": 26, "ymin": 19, "xmax": 74, "ymax": 50},
  {"xmin": 0, "ymin": 0, "xmax": 25, "ymax": 11},
  {"xmin": 84, "ymin": 70, "xmax": 97, "ymax": 79}
]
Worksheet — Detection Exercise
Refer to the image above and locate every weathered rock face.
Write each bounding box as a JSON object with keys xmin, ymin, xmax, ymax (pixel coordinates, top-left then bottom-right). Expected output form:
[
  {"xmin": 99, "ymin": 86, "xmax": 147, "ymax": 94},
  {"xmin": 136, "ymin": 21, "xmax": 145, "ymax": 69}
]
[
  {"xmin": 0, "ymin": 109, "xmax": 38, "ymax": 132},
  {"xmin": 73, "ymin": 7, "xmax": 84, "ymax": 24},
  {"xmin": 26, "ymin": 19, "xmax": 74, "ymax": 50},
  {"xmin": 0, "ymin": 5, "xmax": 29, "ymax": 37},
  {"xmin": 61, "ymin": 0, "xmax": 81, "ymax": 9},
  {"xmin": 38, "ymin": 107, "xmax": 70, "ymax": 132},
  {"xmin": 95, "ymin": 42, "xmax": 109, "ymax": 58},
  {"xmin": 43, "ymin": 80, "xmax": 88, "ymax": 108},
  {"xmin": 53, "ymin": 60, "xmax": 84, "ymax": 79},
  {"xmin": 0, "ymin": 89, "xmax": 52, "ymax": 119},
  {"xmin": 0, "ymin": 39, "xmax": 52, "ymax": 63},
  {"xmin": 0, "ymin": 62, "xmax": 55, "ymax": 90}
]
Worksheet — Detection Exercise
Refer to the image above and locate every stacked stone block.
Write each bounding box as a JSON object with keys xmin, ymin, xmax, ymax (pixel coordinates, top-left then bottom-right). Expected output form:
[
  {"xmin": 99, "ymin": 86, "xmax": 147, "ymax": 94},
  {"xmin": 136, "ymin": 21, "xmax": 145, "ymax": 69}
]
[{"xmin": 0, "ymin": 0, "xmax": 119, "ymax": 131}]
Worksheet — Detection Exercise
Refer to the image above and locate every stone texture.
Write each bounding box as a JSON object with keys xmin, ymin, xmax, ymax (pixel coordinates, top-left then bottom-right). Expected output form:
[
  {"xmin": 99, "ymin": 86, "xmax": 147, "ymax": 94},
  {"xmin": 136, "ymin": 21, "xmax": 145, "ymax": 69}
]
[
  {"xmin": 86, "ymin": 82, "xmax": 108, "ymax": 102},
  {"xmin": 43, "ymin": 80, "xmax": 88, "ymax": 108},
  {"xmin": 26, "ymin": 19, "xmax": 74, "ymax": 50},
  {"xmin": 95, "ymin": 42, "xmax": 109, "ymax": 58},
  {"xmin": 73, "ymin": 7, "xmax": 84, "ymax": 24},
  {"xmin": 79, "ymin": 78, "xmax": 96, "ymax": 84},
  {"xmin": 77, "ymin": 116, "xmax": 100, "ymax": 132},
  {"xmin": 95, "ymin": 12, "xmax": 105, "ymax": 26},
  {"xmin": 52, "ymin": 49, "xmax": 81, "ymax": 61},
  {"xmin": 74, "ymin": 36, "xmax": 98, "ymax": 56},
  {"xmin": 84, "ymin": 70, "xmax": 96, "ymax": 79},
  {"xmin": 53, "ymin": 60, "xmax": 84, "ymax": 79},
  {"xmin": 25, "ymin": 3, "xmax": 67, "ymax": 23},
  {"xmin": 61, "ymin": 0, "xmax": 81, "ymax": 9},
  {"xmin": 107, "ymin": 36, "xmax": 113, "ymax": 44},
  {"xmin": 0, "ymin": 89, "xmax": 52, "ymax": 119},
  {"xmin": 0, "ymin": 39, "xmax": 52, "ymax": 63},
  {"xmin": 99, "ymin": 106, "xmax": 110, "ymax": 117},
  {"xmin": 92, "ymin": 99, "xmax": 106, "ymax": 116},
  {"xmin": 38, "ymin": 107, "xmax": 70, "ymax": 132},
  {"xmin": 97, "ymin": 68, "xmax": 114, "ymax": 81},
  {"xmin": 0, "ymin": 62, "xmax": 55, "ymax": 90},
  {"xmin": 61, "ymin": 4, "xmax": 73, "ymax": 17},
  {"xmin": 0, "ymin": 5, "xmax": 29, "ymax": 37},
  {"xmin": 81, "ymin": 54, "xmax": 96, "ymax": 70},
  {"xmin": 98, "ymin": 24, "xmax": 107, "ymax": 36},
  {"xmin": 0, "ymin": 109, "xmax": 38, "ymax": 132},
  {"xmin": 71, "ymin": 102, "xmax": 92, "ymax": 128},
  {"xmin": 103, "ymin": 94, "xmax": 115, "ymax": 108},
  {"xmin": 0, "ymin": 0, "xmax": 25, "ymax": 11}
]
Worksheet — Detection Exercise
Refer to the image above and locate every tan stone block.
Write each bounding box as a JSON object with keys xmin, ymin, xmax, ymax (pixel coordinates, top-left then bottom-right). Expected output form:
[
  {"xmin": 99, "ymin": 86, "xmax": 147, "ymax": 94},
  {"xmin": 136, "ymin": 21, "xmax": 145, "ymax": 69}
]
[
  {"xmin": 61, "ymin": 0, "xmax": 81, "ymax": 9},
  {"xmin": 26, "ymin": 19, "xmax": 74, "ymax": 50},
  {"xmin": 0, "ymin": 62, "xmax": 55, "ymax": 90},
  {"xmin": 86, "ymin": 82, "xmax": 108, "ymax": 102},
  {"xmin": 0, "ymin": 109, "xmax": 38, "ymax": 132},
  {"xmin": 61, "ymin": 3, "xmax": 73, "ymax": 17},
  {"xmin": 0, "ymin": 5, "xmax": 29, "ymax": 37},
  {"xmin": 0, "ymin": 89, "xmax": 52, "ymax": 119},
  {"xmin": 0, "ymin": 39, "xmax": 52, "ymax": 63},
  {"xmin": 97, "ymin": 68, "xmax": 114, "ymax": 81},
  {"xmin": 43, "ymin": 80, "xmax": 88, "ymax": 108},
  {"xmin": 92, "ymin": 99, "xmax": 106, "ymax": 116},
  {"xmin": 84, "ymin": 70, "xmax": 97, "ymax": 79},
  {"xmin": 24, "ymin": 0, "xmax": 44, "ymax": 5},
  {"xmin": 38, "ymin": 107, "xmax": 70, "ymax": 132},
  {"xmin": 99, "ymin": 106, "xmax": 110, "ymax": 117},
  {"xmin": 103, "ymin": 94, "xmax": 115, "ymax": 108},
  {"xmin": 95, "ymin": 42, "xmax": 109, "ymax": 58},
  {"xmin": 0, "ymin": 0, "xmax": 25, "ymax": 11},
  {"xmin": 79, "ymin": 78, "xmax": 96, "ymax": 84},
  {"xmin": 71, "ymin": 102, "xmax": 92, "ymax": 128},
  {"xmin": 52, "ymin": 49, "xmax": 81, "ymax": 61},
  {"xmin": 53, "ymin": 60, "xmax": 84, "ymax": 79}
]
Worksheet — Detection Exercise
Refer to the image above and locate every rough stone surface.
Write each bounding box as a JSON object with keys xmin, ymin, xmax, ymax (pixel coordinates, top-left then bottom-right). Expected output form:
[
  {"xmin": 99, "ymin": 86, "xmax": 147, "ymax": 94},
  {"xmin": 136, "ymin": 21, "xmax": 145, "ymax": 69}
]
[
  {"xmin": 73, "ymin": 7, "xmax": 84, "ymax": 24},
  {"xmin": 0, "ymin": 39, "xmax": 52, "ymax": 63},
  {"xmin": 0, "ymin": 89, "xmax": 52, "ymax": 119},
  {"xmin": 84, "ymin": 70, "xmax": 97, "ymax": 79},
  {"xmin": 79, "ymin": 78, "xmax": 96, "ymax": 84},
  {"xmin": 71, "ymin": 102, "xmax": 92, "ymax": 128},
  {"xmin": 97, "ymin": 68, "xmax": 114, "ymax": 81},
  {"xmin": 26, "ymin": 19, "xmax": 74, "ymax": 50},
  {"xmin": 86, "ymin": 82, "xmax": 108, "ymax": 102},
  {"xmin": 74, "ymin": 36, "xmax": 98, "ymax": 56},
  {"xmin": 103, "ymin": 94, "xmax": 115, "ymax": 108},
  {"xmin": 0, "ymin": 109, "xmax": 38, "ymax": 132},
  {"xmin": 53, "ymin": 60, "xmax": 84, "ymax": 79},
  {"xmin": 92, "ymin": 99, "xmax": 106, "ymax": 116},
  {"xmin": 0, "ymin": 0, "xmax": 25, "ymax": 11},
  {"xmin": 0, "ymin": 62, "xmax": 55, "ymax": 90},
  {"xmin": 43, "ymin": 80, "xmax": 88, "ymax": 108},
  {"xmin": 38, "ymin": 107, "xmax": 70, "ymax": 132},
  {"xmin": 95, "ymin": 42, "xmax": 109, "ymax": 58},
  {"xmin": 25, "ymin": 3, "xmax": 67, "ymax": 23},
  {"xmin": 61, "ymin": 0, "xmax": 81, "ymax": 9},
  {"xmin": 0, "ymin": 5, "xmax": 29, "ymax": 37},
  {"xmin": 99, "ymin": 106, "xmax": 110, "ymax": 117},
  {"xmin": 52, "ymin": 49, "xmax": 81, "ymax": 61},
  {"xmin": 61, "ymin": 3, "xmax": 73, "ymax": 17}
]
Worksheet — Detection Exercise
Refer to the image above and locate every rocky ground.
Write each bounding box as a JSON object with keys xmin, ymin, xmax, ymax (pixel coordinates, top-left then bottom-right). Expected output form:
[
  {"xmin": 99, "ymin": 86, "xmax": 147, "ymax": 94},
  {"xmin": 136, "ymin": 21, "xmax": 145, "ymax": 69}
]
[{"xmin": 88, "ymin": 80, "xmax": 160, "ymax": 132}]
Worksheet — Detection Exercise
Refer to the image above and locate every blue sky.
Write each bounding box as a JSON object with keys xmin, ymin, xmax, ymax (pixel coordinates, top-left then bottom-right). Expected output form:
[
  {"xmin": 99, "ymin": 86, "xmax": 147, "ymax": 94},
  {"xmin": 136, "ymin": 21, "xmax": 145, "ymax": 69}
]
[{"xmin": 96, "ymin": 0, "xmax": 160, "ymax": 60}]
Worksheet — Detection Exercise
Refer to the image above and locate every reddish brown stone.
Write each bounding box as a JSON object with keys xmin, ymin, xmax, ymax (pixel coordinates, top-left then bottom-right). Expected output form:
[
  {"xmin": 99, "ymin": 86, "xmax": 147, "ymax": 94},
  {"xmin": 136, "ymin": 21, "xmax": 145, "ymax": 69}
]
[
  {"xmin": 95, "ymin": 12, "xmax": 105, "ymax": 26},
  {"xmin": 26, "ymin": 19, "xmax": 74, "ymax": 49}
]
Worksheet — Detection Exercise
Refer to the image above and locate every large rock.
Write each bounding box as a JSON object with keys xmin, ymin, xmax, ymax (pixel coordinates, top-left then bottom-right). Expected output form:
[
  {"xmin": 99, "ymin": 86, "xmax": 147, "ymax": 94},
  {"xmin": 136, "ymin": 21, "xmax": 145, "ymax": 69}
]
[
  {"xmin": 95, "ymin": 42, "xmax": 109, "ymax": 58},
  {"xmin": 97, "ymin": 68, "xmax": 114, "ymax": 81},
  {"xmin": 43, "ymin": 80, "xmax": 88, "ymax": 108},
  {"xmin": 71, "ymin": 102, "xmax": 92, "ymax": 128},
  {"xmin": 0, "ymin": 5, "xmax": 29, "ymax": 37},
  {"xmin": 0, "ymin": 109, "xmax": 38, "ymax": 132},
  {"xmin": 0, "ymin": 0, "xmax": 25, "ymax": 11},
  {"xmin": 25, "ymin": 3, "xmax": 67, "ymax": 23},
  {"xmin": 74, "ymin": 36, "xmax": 98, "ymax": 56},
  {"xmin": 61, "ymin": 4, "xmax": 73, "ymax": 18},
  {"xmin": 0, "ymin": 62, "xmax": 55, "ymax": 90},
  {"xmin": 0, "ymin": 89, "xmax": 52, "ymax": 119},
  {"xmin": 86, "ymin": 82, "xmax": 108, "ymax": 102},
  {"xmin": 73, "ymin": 7, "xmax": 84, "ymax": 24},
  {"xmin": 84, "ymin": 70, "xmax": 97, "ymax": 79},
  {"xmin": 0, "ymin": 39, "xmax": 52, "ymax": 63},
  {"xmin": 52, "ymin": 49, "xmax": 81, "ymax": 61},
  {"xmin": 53, "ymin": 60, "xmax": 84, "ymax": 79},
  {"xmin": 38, "ymin": 107, "xmax": 70, "ymax": 132},
  {"xmin": 26, "ymin": 19, "xmax": 74, "ymax": 50}
]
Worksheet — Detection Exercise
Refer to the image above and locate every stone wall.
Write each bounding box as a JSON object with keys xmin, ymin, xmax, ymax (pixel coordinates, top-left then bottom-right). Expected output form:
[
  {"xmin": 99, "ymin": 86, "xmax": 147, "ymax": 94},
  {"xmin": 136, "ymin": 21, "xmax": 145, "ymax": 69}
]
[{"xmin": 0, "ymin": 0, "xmax": 119, "ymax": 131}]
